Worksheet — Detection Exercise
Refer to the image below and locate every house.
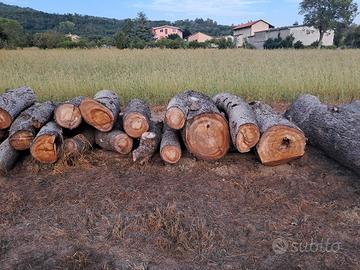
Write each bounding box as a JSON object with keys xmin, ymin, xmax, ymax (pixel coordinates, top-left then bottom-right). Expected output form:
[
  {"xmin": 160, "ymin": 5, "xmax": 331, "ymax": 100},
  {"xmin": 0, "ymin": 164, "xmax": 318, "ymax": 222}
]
[
  {"xmin": 233, "ymin": 20, "xmax": 274, "ymax": 47},
  {"xmin": 188, "ymin": 32, "xmax": 213, "ymax": 43},
  {"xmin": 152, "ymin": 25, "xmax": 183, "ymax": 40},
  {"xmin": 247, "ymin": 25, "xmax": 334, "ymax": 49},
  {"xmin": 65, "ymin": 33, "xmax": 80, "ymax": 42}
]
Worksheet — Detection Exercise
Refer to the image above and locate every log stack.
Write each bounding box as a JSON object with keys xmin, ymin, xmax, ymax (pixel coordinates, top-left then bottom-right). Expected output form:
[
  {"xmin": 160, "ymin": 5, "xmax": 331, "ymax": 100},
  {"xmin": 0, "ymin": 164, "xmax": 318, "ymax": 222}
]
[{"xmin": 285, "ymin": 95, "xmax": 360, "ymax": 175}]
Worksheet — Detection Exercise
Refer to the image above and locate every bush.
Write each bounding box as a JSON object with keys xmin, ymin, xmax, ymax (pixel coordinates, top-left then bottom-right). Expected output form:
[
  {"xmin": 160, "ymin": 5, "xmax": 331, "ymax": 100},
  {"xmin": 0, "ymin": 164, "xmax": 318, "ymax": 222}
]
[
  {"xmin": 294, "ymin": 40, "xmax": 305, "ymax": 49},
  {"xmin": 155, "ymin": 38, "xmax": 186, "ymax": 49},
  {"xmin": 264, "ymin": 34, "xmax": 295, "ymax": 49},
  {"xmin": 33, "ymin": 31, "xmax": 64, "ymax": 49},
  {"xmin": 188, "ymin": 40, "xmax": 208, "ymax": 49},
  {"xmin": 212, "ymin": 37, "xmax": 235, "ymax": 49}
]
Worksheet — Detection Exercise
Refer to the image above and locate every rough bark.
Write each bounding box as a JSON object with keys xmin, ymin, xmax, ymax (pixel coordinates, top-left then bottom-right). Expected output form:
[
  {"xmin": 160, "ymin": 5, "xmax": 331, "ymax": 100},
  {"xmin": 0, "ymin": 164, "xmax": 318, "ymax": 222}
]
[
  {"xmin": 285, "ymin": 94, "xmax": 360, "ymax": 175},
  {"xmin": 30, "ymin": 121, "xmax": 63, "ymax": 164},
  {"xmin": 95, "ymin": 117, "xmax": 133, "ymax": 155},
  {"xmin": 9, "ymin": 101, "xmax": 56, "ymax": 150},
  {"xmin": 79, "ymin": 90, "xmax": 120, "ymax": 132},
  {"xmin": 341, "ymin": 100, "xmax": 360, "ymax": 114},
  {"xmin": 63, "ymin": 127, "xmax": 95, "ymax": 158},
  {"xmin": 160, "ymin": 124, "xmax": 182, "ymax": 164},
  {"xmin": 0, "ymin": 86, "xmax": 36, "ymax": 129},
  {"xmin": 182, "ymin": 90, "xmax": 230, "ymax": 161},
  {"xmin": 54, "ymin": 96, "xmax": 85, "ymax": 129},
  {"xmin": 123, "ymin": 99, "xmax": 151, "ymax": 138},
  {"xmin": 132, "ymin": 121, "xmax": 162, "ymax": 164},
  {"xmin": 0, "ymin": 138, "xmax": 19, "ymax": 175},
  {"xmin": 213, "ymin": 93, "xmax": 260, "ymax": 153},
  {"xmin": 251, "ymin": 101, "xmax": 306, "ymax": 166},
  {"xmin": 165, "ymin": 92, "xmax": 189, "ymax": 130}
]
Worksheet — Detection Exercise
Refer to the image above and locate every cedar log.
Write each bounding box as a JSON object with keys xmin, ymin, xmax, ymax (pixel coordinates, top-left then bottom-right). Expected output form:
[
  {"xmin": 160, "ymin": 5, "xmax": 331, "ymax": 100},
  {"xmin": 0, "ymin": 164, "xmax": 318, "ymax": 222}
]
[
  {"xmin": 54, "ymin": 96, "xmax": 85, "ymax": 129},
  {"xmin": 0, "ymin": 138, "xmax": 19, "ymax": 175},
  {"xmin": 30, "ymin": 121, "xmax": 63, "ymax": 164},
  {"xmin": 160, "ymin": 124, "xmax": 182, "ymax": 164},
  {"xmin": 251, "ymin": 101, "xmax": 306, "ymax": 166},
  {"xmin": 0, "ymin": 86, "xmax": 36, "ymax": 129},
  {"xmin": 9, "ymin": 101, "xmax": 56, "ymax": 150},
  {"xmin": 79, "ymin": 90, "xmax": 120, "ymax": 132},
  {"xmin": 64, "ymin": 127, "xmax": 95, "ymax": 158},
  {"xmin": 213, "ymin": 93, "xmax": 260, "ymax": 153},
  {"xmin": 123, "ymin": 99, "xmax": 151, "ymax": 138},
  {"xmin": 165, "ymin": 92, "xmax": 189, "ymax": 130},
  {"xmin": 285, "ymin": 94, "xmax": 360, "ymax": 175}
]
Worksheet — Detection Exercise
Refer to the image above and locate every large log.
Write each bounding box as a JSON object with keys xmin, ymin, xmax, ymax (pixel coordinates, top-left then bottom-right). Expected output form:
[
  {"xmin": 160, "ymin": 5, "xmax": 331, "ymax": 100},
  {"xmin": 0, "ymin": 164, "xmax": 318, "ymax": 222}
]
[
  {"xmin": 95, "ymin": 118, "xmax": 133, "ymax": 155},
  {"xmin": 63, "ymin": 127, "xmax": 95, "ymax": 158},
  {"xmin": 123, "ymin": 99, "xmax": 151, "ymax": 138},
  {"xmin": 133, "ymin": 121, "xmax": 162, "ymax": 164},
  {"xmin": 213, "ymin": 93, "xmax": 260, "ymax": 153},
  {"xmin": 30, "ymin": 121, "xmax": 63, "ymax": 164},
  {"xmin": 9, "ymin": 101, "xmax": 56, "ymax": 150},
  {"xmin": 0, "ymin": 138, "xmax": 19, "ymax": 175},
  {"xmin": 160, "ymin": 124, "xmax": 182, "ymax": 164},
  {"xmin": 285, "ymin": 94, "xmax": 360, "ymax": 175},
  {"xmin": 0, "ymin": 86, "xmax": 36, "ymax": 129},
  {"xmin": 341, "ymin": 100, "xmax": 360, "ymax": 114},
  {"xmin": 54, "ymin": 96, "xmax": 85, "ymax": 130},
  {"xmin": 182, "ymin": 90, "xmax": 230, "ymax": 161},
  {"xmin": 251, "ymin": 101, "xmax": 306, "ymax": 166},
  {"xmin": 79, "ymin": 90, "xmax": 120, "ymax": 132},
  {"xmin": 165, "ymin": 92, "xmax": 189, "ymax": 130}
]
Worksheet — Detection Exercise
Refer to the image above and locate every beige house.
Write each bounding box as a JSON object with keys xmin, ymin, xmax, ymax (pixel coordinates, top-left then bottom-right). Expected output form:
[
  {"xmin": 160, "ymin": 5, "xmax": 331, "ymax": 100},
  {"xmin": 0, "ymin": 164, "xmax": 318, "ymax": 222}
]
[
  {"xmin": 65, "ymin": 33, "xmax": 80, "ymax": 42},
  {"xmin": 152, "ymin": 25, "xmax": 183, "ymax": 40},
  {"xmin": 233, "ymin": 20, "xmax": 274, "ymax": 47},
  {"xmin": 188, "ymin": 32, "xmax": 213, "ymax": 43}
]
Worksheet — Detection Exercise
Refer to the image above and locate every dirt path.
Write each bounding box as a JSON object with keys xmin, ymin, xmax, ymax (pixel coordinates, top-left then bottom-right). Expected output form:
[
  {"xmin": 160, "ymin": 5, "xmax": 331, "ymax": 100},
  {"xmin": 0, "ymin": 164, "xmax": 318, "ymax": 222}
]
[{"xmin": 0, "ymin": 145, "xmax": 359, "ymax": 269}]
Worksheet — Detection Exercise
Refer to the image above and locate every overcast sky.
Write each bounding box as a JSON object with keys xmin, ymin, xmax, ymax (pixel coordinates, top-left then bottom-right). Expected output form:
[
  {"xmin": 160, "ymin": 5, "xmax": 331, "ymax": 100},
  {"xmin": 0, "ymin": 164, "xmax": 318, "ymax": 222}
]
[{"xmin": 2, "ymin": 0, "xmax": 360, "ymax": 26}]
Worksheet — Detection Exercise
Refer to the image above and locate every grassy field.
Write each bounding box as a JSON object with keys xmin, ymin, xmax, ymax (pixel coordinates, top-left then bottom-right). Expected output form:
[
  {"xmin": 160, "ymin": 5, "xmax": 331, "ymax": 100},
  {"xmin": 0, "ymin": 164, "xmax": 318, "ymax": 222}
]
[{"xmin": 0, "ymin": 48, "xmax": 359, "ymax": 104}]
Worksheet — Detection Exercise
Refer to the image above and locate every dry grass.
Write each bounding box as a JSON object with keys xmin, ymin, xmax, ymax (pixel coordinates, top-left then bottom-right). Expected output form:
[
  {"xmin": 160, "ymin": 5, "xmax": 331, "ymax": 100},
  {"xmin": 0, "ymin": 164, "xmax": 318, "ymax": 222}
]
[{"xmin": 0, "ymin": 48, "xmax": 359, "ymax": 103}]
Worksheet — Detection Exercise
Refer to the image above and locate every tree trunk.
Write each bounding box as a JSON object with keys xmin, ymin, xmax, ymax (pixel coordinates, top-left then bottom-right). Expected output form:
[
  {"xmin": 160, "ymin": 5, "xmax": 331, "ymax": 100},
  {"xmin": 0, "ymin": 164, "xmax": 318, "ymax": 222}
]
[
  {"xmin": 30, "ymin": 121, "xmax": 63, "ymax": 164},
  {"xmin": 318, "ymin": 29, "xmax": 324, "ymax": 49},
  {"xmin": 285, "ymin": 94, "xmax": 360, "ymax": 175},
  {"xmin": 213, "ymin": 93, "xmax": 260, "ymax": 153},
  {"xmin": 251, "ymin": 101, "xmax": 306, "ymax": 166},
  {"xmin": 160, "ymin": 124, "xmax": 182, "ymax": 164},
  {"xmin": 0, "ymin": 138, "xmax": 19, "ymax": 175},
  {"xmin": 54, "ymin": 96, "xmax": 85, "ymax": 130},
  {"xmin": 123, "ymin": 99, "xmax": 151, "ymax": 138},
  {"xmin": 165, "ymin": 92, "xmax": 189, "ymax": 130},
  {"xmin": 132, "ymin": 121, "xmax": 162, "ymax": 164},
  {"xmin": 95, "ymin": 117, "xmax": 133, "ymax": 155},
  {"xmin": 79, "ymin": 90, "xmax": 120, "ymax": 132},
  {"xmin": 63, "ymin": 127, "xmax": 95, "ymax": 158},
  {"xmin": 341, "ymin": 100, "xmax": 360, "ymax": 114},
  {"xmin": 182, "ymin": 90, "xmax": 230, "ymax": 161},
  {"xmin": 0, "ymin": 86, "xmax": 36, "ymax": 129},
  {"xmin": 9, "ymin": 101, "xmax": 56, "ymax": 150}
]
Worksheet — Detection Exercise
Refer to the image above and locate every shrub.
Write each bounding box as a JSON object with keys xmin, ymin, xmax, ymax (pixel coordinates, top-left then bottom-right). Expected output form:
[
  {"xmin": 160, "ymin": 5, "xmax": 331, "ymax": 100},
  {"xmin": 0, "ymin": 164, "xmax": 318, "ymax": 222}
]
[{"xmin": 294, "ymin": 40, "xmax": 305, "ymax": 49}]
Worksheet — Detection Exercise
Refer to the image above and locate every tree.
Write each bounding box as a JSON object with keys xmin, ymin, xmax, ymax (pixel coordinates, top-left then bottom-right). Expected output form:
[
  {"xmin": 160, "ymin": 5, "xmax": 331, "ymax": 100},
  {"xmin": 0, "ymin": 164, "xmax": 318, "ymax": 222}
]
[
  {"xmin": 33, "ymin": 31, "xmax": 64, "ymax": 49},
  {"xmin": 114, "ymin": 31, "xmax": 129, "ymax": 49},
  {"xmin": 0, "ymin": 17, "xmax": 25, "ymax": 48},
  {"xmin": 58, "ymin": 21, "xmax": 75, "ymax": 33},
  {"xmin": 299, "ymin": 0, "xmax": 358, "ymax": 48}
]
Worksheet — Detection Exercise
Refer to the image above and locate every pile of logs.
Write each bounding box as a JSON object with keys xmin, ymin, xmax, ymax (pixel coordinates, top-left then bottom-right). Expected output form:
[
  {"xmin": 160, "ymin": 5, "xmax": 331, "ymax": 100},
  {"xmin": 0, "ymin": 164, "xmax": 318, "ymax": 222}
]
[{"xmin": 0, "ymin": 87, "xmax": 359, "ymax": 176}]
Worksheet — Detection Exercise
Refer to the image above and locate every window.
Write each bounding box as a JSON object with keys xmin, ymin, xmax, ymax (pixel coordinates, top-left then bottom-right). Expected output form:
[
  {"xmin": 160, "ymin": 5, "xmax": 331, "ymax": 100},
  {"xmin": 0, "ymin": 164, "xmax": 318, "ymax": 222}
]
[
  {"xmin": 165, "ymin": 29, "xmax": 168, "ymax": 35},
  {"xmin": 173, "ymin": 29, "xmax": 176, "ymax": 32},
  {"xmin": 160, "ymin": 29, "xmax": 163, "ymax": 32}
]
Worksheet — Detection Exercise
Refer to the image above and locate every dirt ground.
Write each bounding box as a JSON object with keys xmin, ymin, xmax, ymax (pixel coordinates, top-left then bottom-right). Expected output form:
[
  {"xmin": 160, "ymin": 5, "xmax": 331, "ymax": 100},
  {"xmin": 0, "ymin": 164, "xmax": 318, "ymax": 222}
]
[{"xmin": 0, "ymin": 105, "xmax": 360, "ymax": 270}]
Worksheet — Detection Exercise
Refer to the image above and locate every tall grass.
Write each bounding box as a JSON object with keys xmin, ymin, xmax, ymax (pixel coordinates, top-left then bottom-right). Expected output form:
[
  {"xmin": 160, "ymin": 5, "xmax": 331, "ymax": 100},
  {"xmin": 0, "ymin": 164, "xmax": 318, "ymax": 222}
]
[{"xmin": 0, "ymin": 48, "xmax": 359, "ymax": 103}]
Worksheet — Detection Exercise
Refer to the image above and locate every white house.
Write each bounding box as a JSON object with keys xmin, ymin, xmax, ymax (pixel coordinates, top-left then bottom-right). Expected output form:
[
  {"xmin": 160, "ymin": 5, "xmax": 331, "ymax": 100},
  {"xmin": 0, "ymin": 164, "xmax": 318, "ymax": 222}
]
[{"xmin": 233, "ymin": 20, "xmax": 274, "ymax": 47}]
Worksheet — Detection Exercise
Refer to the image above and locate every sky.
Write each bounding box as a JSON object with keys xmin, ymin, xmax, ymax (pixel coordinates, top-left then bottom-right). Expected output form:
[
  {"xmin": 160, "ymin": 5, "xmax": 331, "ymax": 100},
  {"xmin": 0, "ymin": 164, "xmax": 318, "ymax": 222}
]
[{"xmin": 2, "ymin": 0, "xmax": 360, "ymax": 27}]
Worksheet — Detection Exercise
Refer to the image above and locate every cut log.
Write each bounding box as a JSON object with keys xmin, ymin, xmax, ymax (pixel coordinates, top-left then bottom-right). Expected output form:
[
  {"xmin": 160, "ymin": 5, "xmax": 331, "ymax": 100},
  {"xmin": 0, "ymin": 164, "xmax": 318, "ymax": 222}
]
[
  {"xmin": 0, "ymin": 86, "xmax": 36, "ymax": 129},
  {"xmin": 213, "ymin": 93, "xmax": 260, "ymax": 153},
  {"xmin": 160, "ymin": 124, "xmax": 182, "ymax": 164},
  {"xmin": 79, "ymin": 90, "xmax": 120, "ymax": 132},
  {"xmin": 0, "ymin": 138, "xmax": 19, "ymax": 175},
  {"xmin": 95, "ymin": 117, "xmax": 133, "ymax": 155},
  {"xmin": 285, "ymin": 94, "xmax": 360, "ymax": 175},
  {"xmin": 133, "ymin": 121, "xmax": 162, "ymax": 164},
  {"xmin": 123, "ymin": 99, "xmax": 151, "ymax": 138},
  {"xmin": 9, "ymin": 101, "xmax": 56, "ymax": 150},
  {"xmin": 182, "ymin": 90, "xmax": 230, "ymax": 161},
  {"xmin": 54, "ymin": 96, "xmax": 85, "ymax": 129},
  {"xmin": 341, "ymin": 100, "xmax": 360, "ymax": 114},
  {"xmin": 30, "ymin": 121, "xmax": 63, "ymax": 164},
  {"xmin": 64, "ymin": 127, "xmax": 95, "ymax": 158},
  {"xmin": 165, "ymin": 92, "xmax": 189, "ymax": 130},
  {"xmin": 251, "ymin": 101, "xmax": 306, "ymax": 166}
]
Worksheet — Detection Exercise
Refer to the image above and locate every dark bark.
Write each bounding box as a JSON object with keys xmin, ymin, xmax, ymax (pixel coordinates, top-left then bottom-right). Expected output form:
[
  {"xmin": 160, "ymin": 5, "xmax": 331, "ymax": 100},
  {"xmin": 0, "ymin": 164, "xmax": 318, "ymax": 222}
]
[
  {"xmin": 160, "ymin": 124, "xmax": 182, "ymax": 164},
  {"xmin": 63, "ymin": 127, "xmax": 95, "ymax": 158},
  {"xmin": 0, "ymin": 86, "xmax": 36, "ymax": 129},
  {"xmin": 54, "ymin": 96, "xmax": 85, "ymax": 129},
  {"xmin": 213, "ymin": 93, "xmax": 260, "ymax": 153},
  {"xmin": 9, "ymin": 101, "xmax": 56, "ymax": 150},
  {"xmin": 251, "ymin": 101, "xmax": 306, "ymax": 166},
  {"xmin": 0, "ymin": 138, "xmax": 19, "ymax": 175},
  {"xmin": 123, "ymin": 99, "xmax": 151, "ymax": 138},
  {"xmin": 285, "ymin": 94, "xmax": 360, "ymax": 175}
]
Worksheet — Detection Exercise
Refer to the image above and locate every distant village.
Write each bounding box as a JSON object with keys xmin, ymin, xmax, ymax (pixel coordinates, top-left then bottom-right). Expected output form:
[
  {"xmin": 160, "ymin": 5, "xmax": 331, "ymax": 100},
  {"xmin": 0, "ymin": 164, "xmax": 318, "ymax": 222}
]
[{"xmin": 151, "ymin": 20, "xmax": 334, "ymax": 49}]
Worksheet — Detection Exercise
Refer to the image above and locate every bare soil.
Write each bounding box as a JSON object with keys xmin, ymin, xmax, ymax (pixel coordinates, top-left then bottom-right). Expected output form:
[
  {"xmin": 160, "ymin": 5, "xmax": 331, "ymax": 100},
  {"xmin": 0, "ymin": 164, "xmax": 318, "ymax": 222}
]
[{"xmin": 0, "ymin": 105, "xmax": 359, "ymax": 270}]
